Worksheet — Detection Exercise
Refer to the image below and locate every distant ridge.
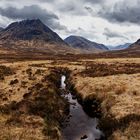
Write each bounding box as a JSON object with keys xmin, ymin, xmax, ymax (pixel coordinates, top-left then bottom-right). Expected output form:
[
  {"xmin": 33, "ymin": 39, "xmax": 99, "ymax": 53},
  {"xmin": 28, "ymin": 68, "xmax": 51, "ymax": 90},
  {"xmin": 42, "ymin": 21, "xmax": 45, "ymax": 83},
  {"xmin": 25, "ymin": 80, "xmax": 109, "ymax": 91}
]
[
  {"xmin": 103, "ymin": 38, "xmax": 140, "ymax": 57},
  {"xmin": 109, "ymin": 43, "xmax": 131, "ymax": 50},
  {"xmin": 64, "ymin": 35, "xmax": 109, "ymax": 53}
]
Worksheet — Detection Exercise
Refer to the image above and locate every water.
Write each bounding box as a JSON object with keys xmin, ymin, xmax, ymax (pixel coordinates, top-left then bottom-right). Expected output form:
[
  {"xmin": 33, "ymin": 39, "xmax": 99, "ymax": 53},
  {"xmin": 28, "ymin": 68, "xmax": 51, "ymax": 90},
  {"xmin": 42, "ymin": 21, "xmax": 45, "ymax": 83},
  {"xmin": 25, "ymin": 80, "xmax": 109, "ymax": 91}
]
[
  {"xmin": 61, "ymin": 75, "xmax": 103, "ymax": 140},
  {"xmin": 61, "ymin": 75, "xmax": 66, "ymax": 89}
]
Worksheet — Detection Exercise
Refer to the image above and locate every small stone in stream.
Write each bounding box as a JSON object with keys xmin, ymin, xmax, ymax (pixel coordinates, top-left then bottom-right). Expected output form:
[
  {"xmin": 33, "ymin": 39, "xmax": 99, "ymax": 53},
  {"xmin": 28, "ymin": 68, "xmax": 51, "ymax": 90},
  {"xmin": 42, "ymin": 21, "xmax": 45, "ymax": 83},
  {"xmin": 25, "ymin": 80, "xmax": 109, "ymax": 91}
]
[
  {"xmin": 72, "ymin": 96, "xmax": 76, "ymax": 100},
  {"xmin": 81, "ymin": 135, "xmax": 88, "ymax": 139}
]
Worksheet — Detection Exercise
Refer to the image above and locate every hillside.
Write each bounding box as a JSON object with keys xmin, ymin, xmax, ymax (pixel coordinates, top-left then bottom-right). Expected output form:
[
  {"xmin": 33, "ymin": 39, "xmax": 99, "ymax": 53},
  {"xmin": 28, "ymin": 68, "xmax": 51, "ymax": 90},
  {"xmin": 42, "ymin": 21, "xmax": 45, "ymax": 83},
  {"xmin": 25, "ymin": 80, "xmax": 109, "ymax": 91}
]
[
  {"xmin": 128, "ymin": 39, "xmax": 140, "ymax": 51},
  {"xmin": 0, "ymin": 19, "xmax": 77, "ymax": 55},
  {"xmin": 64, "ymin": 35, "xmax": 109, "ymax": 53},
  {"xmin": 109, "ymin": 43, "xmax": 131, "ymax": 50},
  {"xmin": 0, "ymin": 27, "xmax": 3, "ymax": 31}
]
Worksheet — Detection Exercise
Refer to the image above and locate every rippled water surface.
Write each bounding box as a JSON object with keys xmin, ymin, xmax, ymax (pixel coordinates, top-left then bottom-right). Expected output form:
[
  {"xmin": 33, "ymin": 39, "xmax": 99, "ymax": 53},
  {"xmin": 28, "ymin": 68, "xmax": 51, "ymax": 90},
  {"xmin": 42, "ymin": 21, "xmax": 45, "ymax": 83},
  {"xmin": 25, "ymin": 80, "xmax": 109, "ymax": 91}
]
[{"xmin": 61, "ymin": 75, "xmax": 103, "ymax": 140}]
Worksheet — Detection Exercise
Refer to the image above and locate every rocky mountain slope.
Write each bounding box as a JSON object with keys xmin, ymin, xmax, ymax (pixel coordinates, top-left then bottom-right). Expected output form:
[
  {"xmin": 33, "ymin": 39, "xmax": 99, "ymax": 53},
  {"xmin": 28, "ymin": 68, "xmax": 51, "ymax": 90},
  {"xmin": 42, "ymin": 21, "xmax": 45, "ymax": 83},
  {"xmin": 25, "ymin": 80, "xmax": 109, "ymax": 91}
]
[
  {"xmin": 0, "ymin": 19, "xmax": 77, "ymax": 55},
  {"xmin": 128, "ymin": 39, "xmax": 140, "ymax": 50},
  {"xmin": 64, "ymin": 35, "xmax": 109, "ymax": 53},
  {"xmin": 0, "ymin": 27, "xmax": 3, "ymax": 31}
]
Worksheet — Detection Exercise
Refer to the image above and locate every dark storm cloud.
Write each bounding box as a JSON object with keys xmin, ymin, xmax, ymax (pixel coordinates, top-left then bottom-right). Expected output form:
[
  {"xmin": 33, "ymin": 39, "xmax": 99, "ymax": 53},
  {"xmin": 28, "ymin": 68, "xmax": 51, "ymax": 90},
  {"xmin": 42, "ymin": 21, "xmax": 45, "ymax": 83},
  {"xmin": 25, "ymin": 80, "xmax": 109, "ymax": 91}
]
[
  {"xmin": 100, "ymin": 0, "xmax": 140, "ymax": 24},
  {"xmin": 0, "ymin": 5, "xmax": 58, "ymax": 19},
  {"xmin": 0, "ymin": 5, "xmax": 67, "ymax": 30},
  {"xmin": 103, "ymin": 28, "xmax": 127, "ymax": 39}
]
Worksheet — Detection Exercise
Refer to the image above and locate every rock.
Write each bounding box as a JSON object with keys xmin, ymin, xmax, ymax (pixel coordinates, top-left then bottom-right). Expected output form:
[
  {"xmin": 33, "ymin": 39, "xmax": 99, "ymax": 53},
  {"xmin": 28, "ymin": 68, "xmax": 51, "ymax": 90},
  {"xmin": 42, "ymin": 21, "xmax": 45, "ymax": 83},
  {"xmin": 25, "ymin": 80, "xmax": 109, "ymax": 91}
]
[{"xmin": 81, "ymin": 135, "xmax": 88, "ymax": 139}]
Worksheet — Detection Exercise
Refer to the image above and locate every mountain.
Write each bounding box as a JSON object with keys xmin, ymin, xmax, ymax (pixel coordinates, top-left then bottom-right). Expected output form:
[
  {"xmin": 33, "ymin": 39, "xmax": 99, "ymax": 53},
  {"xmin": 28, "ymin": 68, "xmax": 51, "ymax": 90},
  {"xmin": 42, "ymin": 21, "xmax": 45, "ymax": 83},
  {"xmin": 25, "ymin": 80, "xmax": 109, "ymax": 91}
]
[
  {"xmin": 0, "ymin": 19, "xmax": 64, "ymax": 42},
  {"xmin": 0, "ymin": 27, "xmax": 3, "ymax": 31},
  {"xmin": 64, "ymin": 35, "xmax": 109, "ymax": 53},
  {"xmin": 136, "ymin": 39, "xmax": 140, "ymax": 45},
  {"xmin": 102, "ymin": 39, "xmax": 140, "ymax": 58},
  {"xmin": 127, "ymin": 39, "xmax": 140, "ymax": 51},
  {"xmin": 0, "ymin": 19, "xmax": 77, "ymax": 55},
  {"xmin": 109, "ymin": 43, "xmax": 131, "ymax": 50},
  {"xmin": 129, "ymin": 39, "xmax": 140, "ymax": 47}
]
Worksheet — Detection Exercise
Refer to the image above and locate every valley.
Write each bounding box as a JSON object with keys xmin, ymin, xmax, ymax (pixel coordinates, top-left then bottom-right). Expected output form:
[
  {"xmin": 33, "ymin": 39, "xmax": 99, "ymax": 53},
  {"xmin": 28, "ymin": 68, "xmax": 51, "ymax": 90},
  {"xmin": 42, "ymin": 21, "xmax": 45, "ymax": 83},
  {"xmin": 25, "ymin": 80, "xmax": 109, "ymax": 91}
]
[
  {"xmin": 0, "ymin": 18, "xmax": 139, "ymax": 140},
  {"xmin": 0, "ymin": 57, "xmax": 139, "ymax": 140}
]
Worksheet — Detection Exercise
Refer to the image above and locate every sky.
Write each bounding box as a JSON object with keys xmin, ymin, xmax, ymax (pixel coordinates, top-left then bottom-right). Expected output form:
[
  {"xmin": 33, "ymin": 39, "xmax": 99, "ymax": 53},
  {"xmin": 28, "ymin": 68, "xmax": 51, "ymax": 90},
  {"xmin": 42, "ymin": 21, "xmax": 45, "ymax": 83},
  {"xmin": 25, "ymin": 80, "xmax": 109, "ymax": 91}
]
[{"xmin": 0, "ymin": 0, "xmax": 140, "ymax": 46}]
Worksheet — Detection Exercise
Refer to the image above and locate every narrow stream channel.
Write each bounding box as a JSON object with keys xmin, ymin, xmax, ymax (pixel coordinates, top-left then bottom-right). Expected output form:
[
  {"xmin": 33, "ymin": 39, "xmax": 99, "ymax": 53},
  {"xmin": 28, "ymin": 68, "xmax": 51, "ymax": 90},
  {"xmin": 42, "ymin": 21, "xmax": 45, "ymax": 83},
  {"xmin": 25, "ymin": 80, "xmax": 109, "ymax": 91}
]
[{"xmin": 61, "ymin": 75, "xmax": 104, "ymax": 140}]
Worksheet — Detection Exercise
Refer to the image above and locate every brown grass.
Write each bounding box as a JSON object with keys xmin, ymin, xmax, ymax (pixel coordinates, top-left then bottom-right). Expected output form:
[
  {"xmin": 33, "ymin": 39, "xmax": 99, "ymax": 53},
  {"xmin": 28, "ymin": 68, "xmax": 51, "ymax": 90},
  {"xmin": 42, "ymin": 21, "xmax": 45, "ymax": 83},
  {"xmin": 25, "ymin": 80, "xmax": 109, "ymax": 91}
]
[
  {"xmin": 0, "ymin": 57, "xmax": 139, "ymax": 140},
  {"xmin": 80, "ymin": 62, "xmax": 140, "ymax": 77},
  {"xmin": 0, "ymin": 65, "xmax": 14, "ymax": 80},
  {"xmin": 0, "ymin": 62, "xmax": 70, "ymax": 139},
  {"xmin": 70, "ymin": 58, "xmax": 140, "ymax": 140}
]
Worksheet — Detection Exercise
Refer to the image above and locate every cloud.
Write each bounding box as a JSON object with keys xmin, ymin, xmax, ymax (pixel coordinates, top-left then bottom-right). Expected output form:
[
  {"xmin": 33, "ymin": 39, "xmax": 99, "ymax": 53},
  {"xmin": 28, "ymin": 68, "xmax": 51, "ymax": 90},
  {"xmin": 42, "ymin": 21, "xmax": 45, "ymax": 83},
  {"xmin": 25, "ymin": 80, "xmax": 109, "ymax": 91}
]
[
  {"xmin": 85, "ymin": 6, "xmax": 93, "ymax": 13},
  {"xmin": 84, "ymin": 0, "xmax": 103, "ymax": 4},
  {"xmin": 84, "ymin": 6, "xmax": 98, "ymax": 16},
  {"xmin": 35, "ymin": 0, "xmax": 56, "ymax": 2},
  {"xmin": 103, "ymin": 28, "xmax": 128, "ymax": 40},
  {"xmin": 0, "ymin": 5, "xmax": 67, "ymax": 30},
  {"xmin": 2, "ymin": 0, "xmax": 55, "ymax": 2},
  {"xmin": 57, "ymin": 0, "xmax": 104, "ymax": 16},
  {"xmin": 57, "ymin": 1, "xmax": 88, "ymax": 16},
  {"xmin": 100, "ymin": 0, "xmax": 140, "ymax": 24}
]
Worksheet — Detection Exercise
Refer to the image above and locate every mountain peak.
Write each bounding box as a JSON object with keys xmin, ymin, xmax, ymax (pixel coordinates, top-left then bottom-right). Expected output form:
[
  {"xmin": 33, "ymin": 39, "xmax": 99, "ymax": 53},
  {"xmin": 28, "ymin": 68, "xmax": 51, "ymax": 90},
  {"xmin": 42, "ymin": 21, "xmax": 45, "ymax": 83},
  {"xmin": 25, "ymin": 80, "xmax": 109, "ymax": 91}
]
[
  {"xmin": 17, "ymin": 19, "xmax": 44, "ymax": 26},
  {"xmin": 0, "ymin": 19, "xmax": 64, "ymax": 42},
  {"xmin": 5, "ymin": 19, "xmax": 50, "ymax": 32},
  {"xmin": 65, "ymin": 35, "xmax": 109, "ymax": 52},
  {"xmin": 0, "ymin": 19, "xmax": 78, "ymax": 54}
]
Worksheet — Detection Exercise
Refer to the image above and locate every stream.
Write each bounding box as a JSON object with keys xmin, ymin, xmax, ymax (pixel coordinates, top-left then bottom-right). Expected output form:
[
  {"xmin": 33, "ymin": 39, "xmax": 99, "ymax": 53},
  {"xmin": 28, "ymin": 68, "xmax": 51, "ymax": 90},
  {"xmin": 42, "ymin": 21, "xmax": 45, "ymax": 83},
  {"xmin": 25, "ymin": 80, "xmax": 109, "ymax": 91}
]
[{"xmin": 61, "ymin": 75, "xmax": 104, "ymax": 140}]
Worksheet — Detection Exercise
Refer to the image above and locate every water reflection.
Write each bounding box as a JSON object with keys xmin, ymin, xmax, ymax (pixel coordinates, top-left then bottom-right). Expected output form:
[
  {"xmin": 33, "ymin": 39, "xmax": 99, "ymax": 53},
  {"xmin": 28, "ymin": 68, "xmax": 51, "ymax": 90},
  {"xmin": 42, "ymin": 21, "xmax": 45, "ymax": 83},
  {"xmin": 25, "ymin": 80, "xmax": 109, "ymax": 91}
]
[
  {"xmin": 61, "ymin": 76, "xmax": 104, "ymax": 140},
  {"xmin": 61, "ymin": 75, "xmax": 66, "ymax": 89}
]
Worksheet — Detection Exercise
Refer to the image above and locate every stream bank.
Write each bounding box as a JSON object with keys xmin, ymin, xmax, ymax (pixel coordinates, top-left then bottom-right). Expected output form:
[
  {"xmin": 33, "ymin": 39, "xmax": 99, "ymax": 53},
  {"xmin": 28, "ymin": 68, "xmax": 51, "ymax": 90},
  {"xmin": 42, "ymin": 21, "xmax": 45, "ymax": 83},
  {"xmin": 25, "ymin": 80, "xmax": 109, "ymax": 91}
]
[
  {"xmin": 60, "ymin": 72, "xmax": 105, "ymax": 140},
  {"xmin": 70, "ymin": 74, "xmax": 140, "ymax": 140}
]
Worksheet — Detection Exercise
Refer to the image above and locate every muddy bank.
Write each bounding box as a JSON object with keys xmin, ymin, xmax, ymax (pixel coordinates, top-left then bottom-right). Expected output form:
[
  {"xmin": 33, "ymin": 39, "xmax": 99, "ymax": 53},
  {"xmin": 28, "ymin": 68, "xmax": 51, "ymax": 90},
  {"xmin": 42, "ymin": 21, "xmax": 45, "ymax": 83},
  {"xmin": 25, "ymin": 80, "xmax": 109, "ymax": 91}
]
[
  {"xmin": 60, "ymin": 72, "xmax": 105, "ymax": 140},
  {"xmin": 71, "ymin": 75, "xmax": 140, "ymax": 140},
  {"xmin": 62, "ymin": 69, "xmax": 103, "ymax": 120},
  {"xmin": 70, "ymin": 83, "xmax": 140, "ymax": 140}
]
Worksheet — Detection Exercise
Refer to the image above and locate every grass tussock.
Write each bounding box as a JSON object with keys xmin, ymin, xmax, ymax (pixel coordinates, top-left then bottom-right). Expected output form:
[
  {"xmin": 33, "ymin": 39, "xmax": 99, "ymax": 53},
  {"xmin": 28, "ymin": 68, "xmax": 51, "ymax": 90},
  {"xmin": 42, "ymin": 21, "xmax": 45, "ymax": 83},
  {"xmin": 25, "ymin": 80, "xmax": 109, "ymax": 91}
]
[
  {"xmin": 0, "ymin": 65, "xmax": 14, "ymax": 80},
  {"xmin": 80, "ymin": 62, "xmax": 140, "ymax": 77},
  {"xmin": 0, "ymin": 65, "xmax": 70, "ymax": 140},
  {"xmin": 71, "ymin": 59, "xmax": 140, "ymax": 140},
  {"xmin": 100, "ymin": 114, "xmax": 140, "ymax": 140}
]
